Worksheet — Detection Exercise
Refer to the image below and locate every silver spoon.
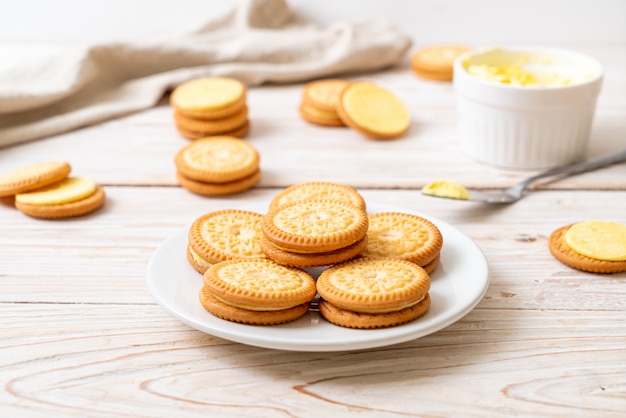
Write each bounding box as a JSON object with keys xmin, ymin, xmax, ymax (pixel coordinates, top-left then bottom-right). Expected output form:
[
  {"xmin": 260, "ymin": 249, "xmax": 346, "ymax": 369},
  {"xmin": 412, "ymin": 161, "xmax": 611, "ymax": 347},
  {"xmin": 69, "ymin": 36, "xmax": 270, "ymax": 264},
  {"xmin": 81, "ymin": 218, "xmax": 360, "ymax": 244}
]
[{"xmin": 422, "ymin": 148, "xmax": 626, "ymax": 204}]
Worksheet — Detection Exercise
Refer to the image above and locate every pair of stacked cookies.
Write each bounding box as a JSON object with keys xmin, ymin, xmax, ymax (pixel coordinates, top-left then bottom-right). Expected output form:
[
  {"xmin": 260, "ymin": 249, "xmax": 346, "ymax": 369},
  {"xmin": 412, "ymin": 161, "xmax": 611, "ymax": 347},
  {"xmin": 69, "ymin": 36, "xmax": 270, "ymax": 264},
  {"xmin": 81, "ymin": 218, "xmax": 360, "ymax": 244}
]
[
  {"xmin": 174, "ymin": 136, "xmax": 261, "ymax": 196},
  {"xmin": 300, "ymin": 79, "xmax": 411, "ymax": 140},
  {"xmin": 261, "ymin": 182, "xmax": 369, "ymax": 268},
  {"xmin": 0, "ymin": 161, "xmax": 105, "ymax": 219},
  {"xmin": 170, "ymin": 77, "xmax": 250, "ymax": 140},
  {"xmin": 186, "ymin": 209, "xmax": 266, "ymax": 274},
  {"xmin": 549, "ymin": 220, "xmax": 626, "ymax": 274},
  {"xmin": 411, "ymin": 44, "xmax": 472, "ymax": 82}
]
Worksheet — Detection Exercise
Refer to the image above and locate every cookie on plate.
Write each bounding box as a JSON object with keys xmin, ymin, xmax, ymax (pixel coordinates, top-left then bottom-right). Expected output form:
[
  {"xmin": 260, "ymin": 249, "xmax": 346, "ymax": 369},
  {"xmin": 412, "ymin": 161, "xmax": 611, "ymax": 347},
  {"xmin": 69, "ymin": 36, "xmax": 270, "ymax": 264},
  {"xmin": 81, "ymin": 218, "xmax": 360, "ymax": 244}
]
[
  {"xmin": 200, "ymin": 258, "xmax": 316, "ymax": 325},
  {"xmin": 548, "ymin": 222, "xmax": 626, "ymax": 274},
  {"xmin": 411, "ymin": 44, "xmax": 472, "ymax": 81},
  {"xmin": 361, "ymin": 212, "xmax": 443, "ymax": 269},
  {"xmin": 0, "ymin": 161, "xmax": 71, "ymax": 197},
  {"xmin": 14, "ymin": 177, "xmax": 106, "ymax": 219},
  {"xmin": 316, "ymin": 257, "xmax": 432, "ymax": 329},
  {"xmin": 336, "ymin": 82, "xmax": 410, "ymax": 140},
  {"xmin": 261, "ymin": 199, "xmax": 368, "ymax": 267},
  {"xmin": 174, "ymin": 136, "xmax": 260, "ymax": 196},
  {"xmin": 268, "ymin": 181, "xmax": 366, "ymax": 212},
  {"xmin": 187, "ymin": 209, "xmax": 266, "ymax": 274}
]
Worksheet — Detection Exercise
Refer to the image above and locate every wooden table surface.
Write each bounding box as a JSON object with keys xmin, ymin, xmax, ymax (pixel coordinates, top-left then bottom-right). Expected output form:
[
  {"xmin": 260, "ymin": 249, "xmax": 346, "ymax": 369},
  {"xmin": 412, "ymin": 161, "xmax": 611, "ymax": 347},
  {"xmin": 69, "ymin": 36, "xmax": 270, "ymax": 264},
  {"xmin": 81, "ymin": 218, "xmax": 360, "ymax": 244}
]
[{"xmin": 1, "ymin": 44, "xmax": 625, "ymax": 417}]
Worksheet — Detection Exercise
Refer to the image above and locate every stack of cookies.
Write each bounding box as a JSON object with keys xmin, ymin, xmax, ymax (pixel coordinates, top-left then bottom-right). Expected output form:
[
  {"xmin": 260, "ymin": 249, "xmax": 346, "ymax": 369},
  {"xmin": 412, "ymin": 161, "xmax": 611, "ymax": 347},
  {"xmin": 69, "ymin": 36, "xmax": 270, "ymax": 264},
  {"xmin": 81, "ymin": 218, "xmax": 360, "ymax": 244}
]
[
  {"xmin": 170, "ymin": 77, "xmax": 250, "ymax": 140},
  {"xmin": 316, "ymin": 257, "xmax": 432, "ymax": 329},
  {"xmin": 186, "ymin": 209, "xmax": 267, "ymax": 274},
  {"xmin": 174, "ymin": 136, "xmax": 261, "ymax": 196},
  {"xmin": 299, "ymin": 79, "xmax": 349, "ymax": 127},
  {"xmin": 411, "ymin": 44, "xmax": 472, "ymax": 82},
  {"xmin": 299, "ymin": 79, "xmax": 411, "ymax": 140},
  {"xmin": 361, "ymin": 212, "xmax": 443, "ymax": 274},
  {"xmin": 548, "ymin": 220, "xmax": 626, "ymax": 274},
  {"xmin": 199, "ymin": 258, "xmax": 317, "ymax": 325},
  {"xmin": 0, "ymin": 161, "xmax": 106, "ymax": 219},
  {"xmin": 261, "ymin": 198, "xmax": 369, "ymax": 268}
]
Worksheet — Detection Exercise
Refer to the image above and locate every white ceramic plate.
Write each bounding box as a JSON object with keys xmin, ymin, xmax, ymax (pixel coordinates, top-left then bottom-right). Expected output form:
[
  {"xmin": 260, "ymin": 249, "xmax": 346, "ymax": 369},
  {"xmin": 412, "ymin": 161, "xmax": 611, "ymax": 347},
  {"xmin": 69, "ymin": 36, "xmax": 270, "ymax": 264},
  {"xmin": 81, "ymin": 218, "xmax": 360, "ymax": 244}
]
[{"xmin": 147, "ymin": 202, "xmax": 489, "ymax": 352}]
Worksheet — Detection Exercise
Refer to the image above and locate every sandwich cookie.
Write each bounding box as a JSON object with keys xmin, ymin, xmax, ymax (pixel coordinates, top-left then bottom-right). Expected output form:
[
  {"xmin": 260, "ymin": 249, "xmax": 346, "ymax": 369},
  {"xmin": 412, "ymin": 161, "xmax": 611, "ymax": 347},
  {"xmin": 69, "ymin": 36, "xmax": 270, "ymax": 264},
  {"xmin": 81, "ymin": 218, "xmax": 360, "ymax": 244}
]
[
  {"xmin": 170, "ymin": 77, "xmax": 250, "ymax": 139},
  {"xmin": 174, "ymin": 136, "xmax": 261, "ymax": 196},
  {"xmin": 200, "ymin": 258, "xmax": 316, "ymax": 325},
  {"xmin": 261, "ymin": 199, "xmax": 368, "ymax": 267},
  {"xmin": 0, "ymin": 161, "xmax": 71, "ymax": 197},
  {"xmin": 187, "ymin": 209, "xmax": 266, "ymax": 274},
  {"xmin": 316, "ymin": 257, "xmax": 432, "ymax": 329},
  {"xmin": 299, "ymin": 79, "xmax": 349, "ymax": 127},
  {"xmin": 268, "ymin": 181, "xmax": 366, "ymax": 212},
  {"xmin": 411, "ymin": 44, "xmax": 472, "ymax": 81}
]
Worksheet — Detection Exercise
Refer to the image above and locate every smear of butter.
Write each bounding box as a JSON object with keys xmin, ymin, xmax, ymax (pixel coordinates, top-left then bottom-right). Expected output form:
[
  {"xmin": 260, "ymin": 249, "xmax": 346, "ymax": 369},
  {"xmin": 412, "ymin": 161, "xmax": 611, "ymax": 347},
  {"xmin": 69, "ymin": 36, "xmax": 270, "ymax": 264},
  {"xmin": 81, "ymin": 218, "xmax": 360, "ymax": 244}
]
[
  {"xmin": 421, "ymin": 180, "xmax": 470, "ymax": 200},
  {"xmin": 564, "ymin": 220, "xmax": 626, "ymax": 261},
  {"xmin": 465, "ymin": 51, "xmax": 579, "ymax": 87}
]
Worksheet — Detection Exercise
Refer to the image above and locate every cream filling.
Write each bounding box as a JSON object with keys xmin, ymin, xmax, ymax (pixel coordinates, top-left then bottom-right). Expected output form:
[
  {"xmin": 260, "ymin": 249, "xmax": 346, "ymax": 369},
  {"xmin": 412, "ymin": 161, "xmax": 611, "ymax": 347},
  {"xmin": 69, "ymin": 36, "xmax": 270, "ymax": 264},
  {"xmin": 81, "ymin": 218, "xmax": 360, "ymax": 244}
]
[
  {"xmin": 352, "ymin": 294, "xmax": 426, "ymax": 314},
  {"xmin": 189, "ymin": 247, "xmax": 213, "ymax": 268},
  {"xmin": 213, "ymin": 294, "xmax": 294, "ymax": 311}
]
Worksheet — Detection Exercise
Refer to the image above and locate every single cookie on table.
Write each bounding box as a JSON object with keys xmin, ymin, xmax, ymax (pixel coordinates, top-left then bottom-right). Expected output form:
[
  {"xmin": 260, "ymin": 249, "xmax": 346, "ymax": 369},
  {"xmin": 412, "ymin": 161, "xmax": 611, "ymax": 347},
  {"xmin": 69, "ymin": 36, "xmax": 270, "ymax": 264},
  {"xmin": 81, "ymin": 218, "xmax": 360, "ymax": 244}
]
[
  {"xmin": 187, "ymin": 209, "xmax": 266, "ymax": 274},
  {"xmin": 200, "ymin": 258, "xmax": 316, "ymax": 325},
  {"xmin": 299, "ymin": 79, "xmax": 349, "ymax": 127},
  {"xmin": 14, "ymin": 177, "xmax": 106, "ymax": 219},
  {"xmin": 411, "ymin": 44, "xmax": 472, "ymax": 81},
  {"xmin": 0, "ymin": 161, "xmax": 71, "ymax": 197},
  {"xmin": 316, "ymin": 257, "xmax": 432, "ymax": 329},
  {"xmin": 174, "ymin": 136, "xmax": 260, "ymax": 195},
  {"xmin": 361, "ymin": 212, "xmax": 443, "ymax": 269},
  {"xmin": 548, "ymin": 222, "xmax": 626, "ymax": 274},
  {"xmin": 268, "ymin": 181, "xmax": 366, "ymax": 212},
  {"xmin": 336, "ymin": 82, "xmax": 410, "ymax": 140},
  {"xmin": 262, "ymin": 199, "xmax": 368, "ymax": 254}
]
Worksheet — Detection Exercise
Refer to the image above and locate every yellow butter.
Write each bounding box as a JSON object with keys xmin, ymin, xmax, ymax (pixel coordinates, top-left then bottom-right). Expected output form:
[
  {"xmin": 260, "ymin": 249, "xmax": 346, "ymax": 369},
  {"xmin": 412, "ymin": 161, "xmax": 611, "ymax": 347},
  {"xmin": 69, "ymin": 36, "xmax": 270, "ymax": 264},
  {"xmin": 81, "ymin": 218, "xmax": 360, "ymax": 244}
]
[
  {"xmin": 421, "ymin": 180, "xmax": 470, "ymax": 200},
  {"xmin": 564, "ymin": 220, "xmax": 626, "ymax": 261},
  {"xmin": 15, "ymin": 177, "xmax": 96, "ymax": 205}
]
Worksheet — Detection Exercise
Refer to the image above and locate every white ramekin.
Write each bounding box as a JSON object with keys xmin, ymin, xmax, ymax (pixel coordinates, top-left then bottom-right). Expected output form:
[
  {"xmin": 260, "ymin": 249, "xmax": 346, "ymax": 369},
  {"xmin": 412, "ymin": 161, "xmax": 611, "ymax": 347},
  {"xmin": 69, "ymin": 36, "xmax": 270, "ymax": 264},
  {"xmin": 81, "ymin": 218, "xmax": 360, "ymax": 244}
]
[{"xmin": 453, "ymin": 46, "xmax": 604, "ymax": 170}]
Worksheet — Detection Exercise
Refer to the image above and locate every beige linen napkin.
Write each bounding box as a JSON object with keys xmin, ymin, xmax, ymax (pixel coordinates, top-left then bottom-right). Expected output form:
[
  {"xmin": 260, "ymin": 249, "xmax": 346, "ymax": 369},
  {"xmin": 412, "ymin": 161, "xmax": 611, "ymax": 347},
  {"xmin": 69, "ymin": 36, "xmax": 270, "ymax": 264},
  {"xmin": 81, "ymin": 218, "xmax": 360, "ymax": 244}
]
[{"xmin": 0, "ymin": 0, "xmax": 411, "ymax": 148}]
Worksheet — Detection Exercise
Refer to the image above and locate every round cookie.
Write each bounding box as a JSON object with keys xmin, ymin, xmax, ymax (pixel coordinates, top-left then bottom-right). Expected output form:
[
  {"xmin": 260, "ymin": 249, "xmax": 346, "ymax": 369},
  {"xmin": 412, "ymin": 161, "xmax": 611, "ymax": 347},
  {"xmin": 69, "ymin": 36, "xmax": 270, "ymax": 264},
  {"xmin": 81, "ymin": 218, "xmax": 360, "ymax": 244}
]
[
  {"xmin": 302, "ymin": 79, "xmax": 350, "ymax": 112},
  {"xmin": 411, "ymin": 44, "xmax": 472, "ymax": 81},
  {"xmin": 268, "ymin": 181, "xmax": 366, "ymax": 212},
  {"xmin": 176, "ymin": 121, "xmax": 250, "ymax": 140},
  {"xmin": 15, "ymin": 177, "xmax": 96, "ymax": 205},
  {"xmin": 176, "ymin": 94, "xmax": 247, "ymax": 120},
  {"xmin": 318, "ymin": 294, "xmax": 431, "ymax": 329},
  {"xmin": 202, "ymin": 258, "xmax": 317, "ymax": 312},
  {"xmin": 548, "ymin": 224, "xmax": 626, "ymax": 274},
  {"xmin": 170, "ymin": 77, "xmax": 246, "ymax": 114},
  {"xmin": 187, "ymin": 244, "xmax": 213, "ymax": 274},
  {"xmin": 15, "ymin": 185, "xmax": 106, "ymax": 219},
  {"xmin": 176, "ymin": 169, "xmax": 260, "ymax": 196},
  {"xmin": 188, "ymin": 209, "xmax": 266, "ymax": 266},
  {"xmin": 174, "ymin": 108, "xmax": 248, "ymax": 136},
  {"xmin": 316, "ymin": 257, "xmax": 431, "ymax": 328},
  {"xmin": 336, "ymin": 82, "xmax": 410, "ymax": 140},
  {"xmin": 361, "ymin": 212, "xmax": 443, "ymax": 266},
  {"xmin": 0, "ymin": 161, "xmax": 71, "ymax": 197},
  {"xmin": 260, "ymin": 234, "xmax": 368, "ymax": 268},
  {"xmin": 564, "ymin": 220, "xmax": 626, "ymax": 261},
  {"xmin": 174, "ymin": 136, "xmax": 259, "ymax": 183},
  {"xmin": 262, "ymin": 199, "xmax": 369, "ymax": 253},
  {"xmin": 199, "ymin": 287, "xmax": 310, "ymax": 325},
  {"xmin": 299, "ymin": 104, "xmax": 344, "ymax": 127}
]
